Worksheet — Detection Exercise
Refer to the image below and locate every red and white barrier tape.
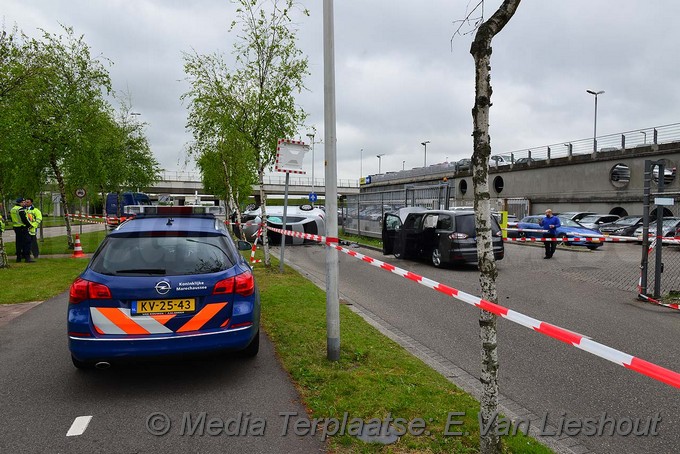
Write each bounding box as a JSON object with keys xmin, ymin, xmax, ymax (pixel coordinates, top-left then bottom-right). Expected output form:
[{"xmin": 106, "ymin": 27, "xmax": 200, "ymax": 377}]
[
  {"xmin": 504, "ymin": 236, "xmax": 630, "ymax": 243},
  {"xmin": 224, "ymin": 221, "xmax": 265, "ymax": 227},
  {"xmin": 638, "ymin": 293, "xmax": 680, "ymax": 311},
  {"xmin": 66, "ymin": 214, "xmax": 108, "ymax": 224},
  {"xmin": 266, "ymin": 225, "xmax": 680, "ymax": 389},
  {"xmin": 250, "ymin": 228, "xmax": 262, "ymax": 264}
]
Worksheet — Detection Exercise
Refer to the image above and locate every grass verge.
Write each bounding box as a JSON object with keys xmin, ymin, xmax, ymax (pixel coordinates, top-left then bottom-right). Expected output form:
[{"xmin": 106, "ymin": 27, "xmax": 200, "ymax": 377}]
[
  {"xmin": 339, "ymin": 230, "xmax": 383, "ymax": 249},
  {"xmin": 253, "ymin": 258, "xmax": 552, "ymax": 453},
  {"xmin": 2, "ymin": 229, "xmax": 108, "ymax": 255},
  {"xmin": 0, "ymin": 258, "xmax": 88, "ymax": 304}
]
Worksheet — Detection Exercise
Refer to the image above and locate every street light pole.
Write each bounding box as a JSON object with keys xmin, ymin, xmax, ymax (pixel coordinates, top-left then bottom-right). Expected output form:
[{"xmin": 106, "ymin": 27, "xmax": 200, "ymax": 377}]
[
  {"xmin": 360, "ymin": 148, "xmax": 363, "ymax": 178},
  {"xmin": 306, "ymin": 132, "xmax": 315, "ymax": 206},
  {"xmin": 376, "ymin": 154, "xmax": 385, "ymax": 174},
  {"xmin": 402, "ymin": 160, "xmax": 405, "ymax": 171},
  {"xmin": 586, "ymin": 90, "xmax": 604, "ymax": 152},
  {"xmin": 421, "ymin": 141, "xmax": 430, "ymax": 166}
]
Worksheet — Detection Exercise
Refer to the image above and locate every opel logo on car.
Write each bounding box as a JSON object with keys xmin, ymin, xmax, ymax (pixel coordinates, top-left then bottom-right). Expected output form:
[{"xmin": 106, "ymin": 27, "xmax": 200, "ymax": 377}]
[{"xmin": 155, "ymin": 280, "xmax": 171, "ymax": 295}]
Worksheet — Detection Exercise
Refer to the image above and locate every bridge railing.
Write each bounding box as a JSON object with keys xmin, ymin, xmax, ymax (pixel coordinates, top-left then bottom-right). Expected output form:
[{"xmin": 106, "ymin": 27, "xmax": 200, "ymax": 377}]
[{"xmin": 157, "ymin": 170, "xmax": 359, "ymax": 188}]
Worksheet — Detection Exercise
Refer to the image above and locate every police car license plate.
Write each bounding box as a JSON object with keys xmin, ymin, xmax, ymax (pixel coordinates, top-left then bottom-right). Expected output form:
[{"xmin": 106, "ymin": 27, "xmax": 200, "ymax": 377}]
[{"xmin": 132, "ymin": 299, "xmax": 196, "ymax": 315}]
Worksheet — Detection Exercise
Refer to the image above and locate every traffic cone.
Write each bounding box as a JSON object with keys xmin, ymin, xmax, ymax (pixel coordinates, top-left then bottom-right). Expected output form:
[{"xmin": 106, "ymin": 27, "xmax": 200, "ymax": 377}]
[{"xmin": 71, "ymin": 234, "xmax": 86, "ymax": 258}]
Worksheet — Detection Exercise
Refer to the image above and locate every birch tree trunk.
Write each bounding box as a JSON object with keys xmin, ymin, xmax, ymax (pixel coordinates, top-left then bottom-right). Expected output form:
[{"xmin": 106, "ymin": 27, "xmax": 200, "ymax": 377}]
[
  {"xmin": 470, "ymin": 1, "xmax": 521, "ymax": 453},
  {"xmin": 258, "ymin": 164, "xmax": 271, "ymax": 266}
]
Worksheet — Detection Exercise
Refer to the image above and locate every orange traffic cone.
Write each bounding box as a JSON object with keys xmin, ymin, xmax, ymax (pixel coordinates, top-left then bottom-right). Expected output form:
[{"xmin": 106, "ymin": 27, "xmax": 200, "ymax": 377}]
[{"xmin": 71, "ymin": 234, "xmax": 86, "ymax": 258}]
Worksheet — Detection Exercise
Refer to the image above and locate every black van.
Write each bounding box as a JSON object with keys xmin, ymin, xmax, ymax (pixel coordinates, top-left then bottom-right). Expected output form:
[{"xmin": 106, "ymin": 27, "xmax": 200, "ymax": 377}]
[{"xmin": 382, "ymin": 209, "xmax": 504, "ymax": 267}]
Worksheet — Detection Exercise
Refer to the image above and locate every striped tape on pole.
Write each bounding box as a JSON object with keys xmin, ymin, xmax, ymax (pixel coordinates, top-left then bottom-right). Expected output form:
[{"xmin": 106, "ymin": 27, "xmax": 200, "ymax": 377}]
[
  {"xmin": 250, "ymin": 228, "xmax": 262, "ymax": 264},
  {"xmin": 265, "ymin": 225, "xmax": 680, "ymax": 389}
]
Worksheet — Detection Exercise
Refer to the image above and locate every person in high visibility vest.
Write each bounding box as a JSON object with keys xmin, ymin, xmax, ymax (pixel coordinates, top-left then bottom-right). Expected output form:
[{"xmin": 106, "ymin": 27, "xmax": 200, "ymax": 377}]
[
  {"xmin": 10, "ymin": 198, "xmax": 34, "ymax": 262},
  {"xmin": 25, "ymin": 198, "xmax": 43, "ymax": 259}
]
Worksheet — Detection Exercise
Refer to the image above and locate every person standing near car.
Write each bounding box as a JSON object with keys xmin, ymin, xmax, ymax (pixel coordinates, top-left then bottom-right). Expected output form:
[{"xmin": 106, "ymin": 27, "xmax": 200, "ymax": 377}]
[
  {"xmin": 539, "ymin": 209, "xmax": 561, "ymax": 259},
  {"xmin": 25, "ymin": 198, "xmax": 42, "ymax": 259},
  {"xmin": 10, "ymin": 198, "xmax": 34, "ymax": 262}
]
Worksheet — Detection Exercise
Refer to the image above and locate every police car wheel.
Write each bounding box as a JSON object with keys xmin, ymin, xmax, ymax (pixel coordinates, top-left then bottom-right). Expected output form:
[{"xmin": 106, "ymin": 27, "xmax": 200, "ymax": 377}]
[{"xmin": 238, "ymin": 330, "xmax": 260, "ymax": 358}]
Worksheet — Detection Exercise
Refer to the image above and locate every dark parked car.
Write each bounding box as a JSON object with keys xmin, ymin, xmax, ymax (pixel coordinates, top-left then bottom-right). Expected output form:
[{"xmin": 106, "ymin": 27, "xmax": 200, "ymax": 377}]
[
  {"xmin": 597, "ymin": 215, "xmax": 643, "ymax": 237},
  {"xmin": 634, "ymin": 218, "xmax": 680, "ymax": 244},
  {"xmin": 517, "ymin": 215, "xmax": 603, "ymax": 250},
  {"xmin": 514, "ymin": 157, "xmax": 538, "ymax": 165},
  {"xmin": 578, "ymin": 214, "xmax": 620, "ymax": 230},
  {"xmin": 382, "ymin": 209, "xmax": 504, "ymax": 267}
]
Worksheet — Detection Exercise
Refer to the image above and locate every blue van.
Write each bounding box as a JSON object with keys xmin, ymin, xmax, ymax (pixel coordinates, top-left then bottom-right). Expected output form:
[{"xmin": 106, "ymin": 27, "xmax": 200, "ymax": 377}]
[{"xmin": 105, "ymin": 192, "xmax": 151, "ymax": 228}]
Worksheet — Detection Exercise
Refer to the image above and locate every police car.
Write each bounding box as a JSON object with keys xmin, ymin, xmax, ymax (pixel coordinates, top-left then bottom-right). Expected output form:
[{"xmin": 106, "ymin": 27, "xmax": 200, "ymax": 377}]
[{"xmin": 67, "ymin": 206, "xmax": 260, "ymax": 369}]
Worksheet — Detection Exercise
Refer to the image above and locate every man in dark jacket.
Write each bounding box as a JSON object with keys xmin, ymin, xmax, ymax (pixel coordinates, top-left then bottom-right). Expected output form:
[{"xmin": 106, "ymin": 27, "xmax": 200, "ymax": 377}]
[{"xmin": 539, "ymin": 209, "xmax": 561, "ymax": 259}]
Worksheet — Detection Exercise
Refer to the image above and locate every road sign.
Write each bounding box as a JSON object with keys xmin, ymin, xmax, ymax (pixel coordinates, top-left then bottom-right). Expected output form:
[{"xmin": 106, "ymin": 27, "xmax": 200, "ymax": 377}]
[
  {"xmin": 75, "ymin": 188, "xmax": 86, "ymax": 199},
  {"xmin": 309, "ymin": 192, "xmax": 318, "ymax": 203},
  {"xmin": 655, "ymin": 197, "xmax": 674, "ymax": 206}
]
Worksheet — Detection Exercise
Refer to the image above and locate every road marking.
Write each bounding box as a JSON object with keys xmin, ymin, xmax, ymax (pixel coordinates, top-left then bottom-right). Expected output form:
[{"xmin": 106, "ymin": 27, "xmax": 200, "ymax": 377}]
[{"xmin": 66, "ymin": 416, "xmax": 93, "ymax": 437}]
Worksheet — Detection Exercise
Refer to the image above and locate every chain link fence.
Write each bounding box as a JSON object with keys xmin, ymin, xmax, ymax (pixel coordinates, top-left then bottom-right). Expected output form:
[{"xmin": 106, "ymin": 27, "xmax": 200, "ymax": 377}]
[
  {"xmin": 641, "ymin": 192, "xmax": 680, "ymax": 299},
  {"xmin": 344, "ymin": 184, "xmax": 452, "ymax": 238}
]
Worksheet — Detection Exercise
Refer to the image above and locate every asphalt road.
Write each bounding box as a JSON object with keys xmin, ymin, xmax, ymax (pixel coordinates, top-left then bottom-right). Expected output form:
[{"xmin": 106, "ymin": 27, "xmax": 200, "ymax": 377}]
[
  {"xmin": 0, "ymin": 293, "xmax": 325, "ymax": 453},
  {"xmin": 281, "ymin": 242, "xmax": 680, "ymax": 454}
]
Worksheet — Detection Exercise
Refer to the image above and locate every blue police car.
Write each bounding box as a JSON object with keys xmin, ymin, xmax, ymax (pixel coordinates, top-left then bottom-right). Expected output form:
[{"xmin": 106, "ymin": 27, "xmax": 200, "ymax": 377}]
[{"xmin": 67, "ymin": 206, "xmax": 260, "ymax": 369}]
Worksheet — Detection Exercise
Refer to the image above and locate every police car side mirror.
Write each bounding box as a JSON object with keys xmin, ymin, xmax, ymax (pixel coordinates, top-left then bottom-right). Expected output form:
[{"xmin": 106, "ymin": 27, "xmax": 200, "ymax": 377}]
[{"xmin": 237, "ymin": 240, "xmax": 252, "ymax": 251}]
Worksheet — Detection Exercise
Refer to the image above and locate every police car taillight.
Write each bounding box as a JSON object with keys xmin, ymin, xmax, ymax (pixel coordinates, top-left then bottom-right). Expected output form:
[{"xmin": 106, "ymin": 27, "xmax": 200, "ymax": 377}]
[
  {"xmin": 69, "ymin": 278, "xmax": 112, "ymax": 304},
  {"xmin": 212, "ymin": 271, "xmax": 255, "ymax": 297}
]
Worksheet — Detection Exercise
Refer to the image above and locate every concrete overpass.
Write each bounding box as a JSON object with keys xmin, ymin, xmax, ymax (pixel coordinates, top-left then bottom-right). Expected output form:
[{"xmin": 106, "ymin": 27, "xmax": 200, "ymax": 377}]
[
  {"xmin": 147, "ymin": 173, "xmax": 359, "ymax": 201},
  {"xmin": 357, "ymin": 122, "xmax": 680, "ymax": 219}
]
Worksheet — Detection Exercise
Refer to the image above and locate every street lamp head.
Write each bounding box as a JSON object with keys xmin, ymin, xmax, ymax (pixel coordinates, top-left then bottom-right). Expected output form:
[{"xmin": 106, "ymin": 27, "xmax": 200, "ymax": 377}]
[
  {"xmin": 306, "ymin": 133, "xmax": 314, "ymax": 140},
  {"xmin": 421, "ymin": 141, "xmax": 430, "ymax": 146},
  {"xmin": 586, "ymin": 89, "xmax": 605, "ymax": 96},
  {"xmin": 130, "ymin": 112, "xmax": 141, "ymax": 116}
]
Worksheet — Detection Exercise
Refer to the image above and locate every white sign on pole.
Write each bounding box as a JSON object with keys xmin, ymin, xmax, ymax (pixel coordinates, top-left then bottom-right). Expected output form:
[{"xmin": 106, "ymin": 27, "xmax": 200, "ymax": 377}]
[
  {"xmin": 654, "ymin": 197, "xmax": 674, "ymax": 206},
  {"xmin": 275, "ymin": 139, "xmax": 309, "ymax": 174}
]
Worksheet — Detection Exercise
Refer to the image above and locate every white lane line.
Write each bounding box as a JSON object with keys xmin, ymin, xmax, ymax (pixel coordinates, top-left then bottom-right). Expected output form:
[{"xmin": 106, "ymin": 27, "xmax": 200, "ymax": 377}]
[{"xmin": 66, "ymin": 416, "xmax": 93, "ymax": 437}]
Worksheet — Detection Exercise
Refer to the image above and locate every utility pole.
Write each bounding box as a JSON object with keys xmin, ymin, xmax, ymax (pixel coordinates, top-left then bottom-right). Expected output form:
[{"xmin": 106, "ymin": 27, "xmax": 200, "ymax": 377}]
[{"xmin": 323, "ymin": 0, "xmax": 340, "ymax": 361}]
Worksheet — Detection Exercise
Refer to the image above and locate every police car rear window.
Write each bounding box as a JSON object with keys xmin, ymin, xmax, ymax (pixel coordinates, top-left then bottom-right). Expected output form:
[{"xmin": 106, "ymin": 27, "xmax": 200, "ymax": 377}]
[{"xmin": 90, "ymin": 235, "xmax": 237, "ymax": 276}]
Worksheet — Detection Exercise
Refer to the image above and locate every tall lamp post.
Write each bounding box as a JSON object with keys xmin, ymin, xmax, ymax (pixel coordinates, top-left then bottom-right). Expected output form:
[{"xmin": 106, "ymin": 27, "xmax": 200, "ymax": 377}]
[
  {"xmin": 586, "ymin": 90, "xmax": 604, "ymax": 152},
  {"xmin": 306, "ymin": 132, "xmax": 316, "ymax": 205},
  {"xmin": 421, "ymin": 141, "xmax": 430, "ymax": 166},
  {"xmin": 360, "ymin": 148, "xmax": 363, "ymax": 178},
  {"xmin": 376, "ymin": 154, "xmax": 385, "ymax": 174}
]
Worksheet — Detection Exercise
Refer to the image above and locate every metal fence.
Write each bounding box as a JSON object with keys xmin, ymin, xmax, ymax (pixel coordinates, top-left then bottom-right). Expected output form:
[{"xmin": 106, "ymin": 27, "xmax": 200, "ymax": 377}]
[
  {"xmin": 641, "ymin": 193, "xmax": 680, "ymax": 299},
  {"xmin": 344, "ymin": 184, "xmax": 452, "ymax": 238},
  {"xmin": 369, "ymin": 122, "xmax": 680, "ymax": 184}
]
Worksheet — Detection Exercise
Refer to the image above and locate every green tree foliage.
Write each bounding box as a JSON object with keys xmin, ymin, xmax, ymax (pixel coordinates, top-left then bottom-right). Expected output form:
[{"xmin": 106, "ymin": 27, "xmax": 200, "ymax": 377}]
[
  {"xmin": 183, "ymin": 0, "xmax": 309, "ymax": 265},
  {"xmin": 0, "ymin": 24, "xmax": 159, "ymax": 245}
]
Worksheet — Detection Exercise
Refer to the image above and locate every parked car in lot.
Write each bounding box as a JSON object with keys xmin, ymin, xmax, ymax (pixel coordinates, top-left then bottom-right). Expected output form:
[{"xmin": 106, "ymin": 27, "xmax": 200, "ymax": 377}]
[
  {"xmin": 577, "ymin": 214, "xmax": 620, "ymax": 230},
  {"xmin": 517, "ymin": 215, "xmax": 603, "ymax": 250},
  {"xmin": 68, "ymin": 206, "xmax": 260, "ymax": 369},
  {"xmin": 597, "ymin": 215, "xmax": 643, "ymax": 237},
  {"xmin": 634, "ymin": 218, "xmax": 680, "ymax": 244},
  {"xmin": 456, "ymin": 158, "xmax": 472, "ymax": 172},
  {"xmin": 382, "ymin": 209, "xmax": 504, "ymax": 267},
  {"xmin": 492, "ymin": 212, "xmax": 519, "ymax": 237},
  {"xmin": 240, "ymin": 204, "xmax": 325, "ymax": 245},
  {"xmin": 514, "ymin": 157, "xmax": 538, "ymax": 165},
  {"xmin": 554, "ymin": 211, "xmax": 596, "ymax": 222},
  {"xmin": 490, "ymin": 155, "xmax": 510, "ymax": 167}
]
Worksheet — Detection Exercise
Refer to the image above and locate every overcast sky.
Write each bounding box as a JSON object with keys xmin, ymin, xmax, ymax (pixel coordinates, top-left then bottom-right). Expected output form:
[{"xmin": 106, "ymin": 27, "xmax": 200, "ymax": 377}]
[{"xmin": 3, "ymin": 1, "xmax": 680, "ymax": 182}]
